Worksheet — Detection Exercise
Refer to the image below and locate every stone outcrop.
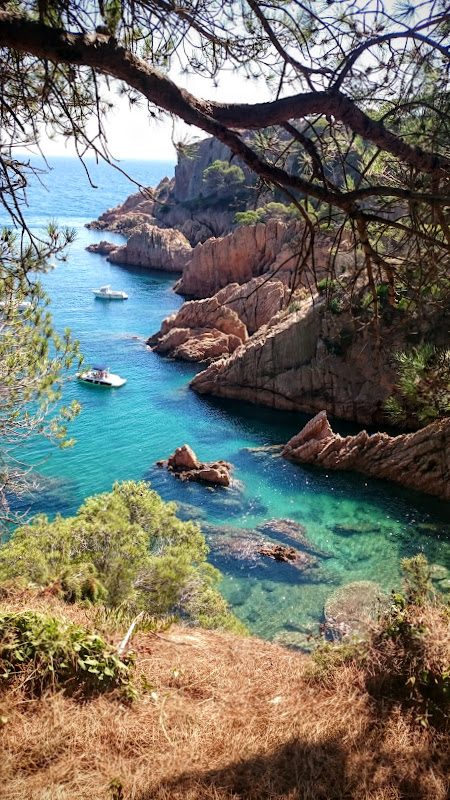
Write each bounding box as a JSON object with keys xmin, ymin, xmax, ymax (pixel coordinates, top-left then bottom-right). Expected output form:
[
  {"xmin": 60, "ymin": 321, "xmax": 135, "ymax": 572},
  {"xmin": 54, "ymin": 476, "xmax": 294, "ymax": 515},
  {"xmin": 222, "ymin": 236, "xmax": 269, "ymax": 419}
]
[
  {"xmin": 190, "ymin": 301, "xmax": 400, "ymax": 426},
  {"xmin": 86, "ymin": 241, "xmax": 118, "ymax": 255},
  {"xmin": 203, "ymin": 521, "xmax": 319, "ymax": 572},
  {"xmin": 147, "ymin": 296, "xmax": 248, "ymax": 362},
  {"xmin": 324, "ymin": 581, "xmax": 389, "ymax": 640},
  {"xmin": 174, "ymin": 219, "xmax": 302, "ymax": 298},
  {"xmin": 147, "ymin": 277, "xmax": 292, "ymax": 362},
  {"xmin": 158, "ymin": 444, "xmax": 232, "ymax": 487},
  {"xmin": 107, "ymin": 224, "xmax": 192, "ymax": 272},
  {"xmin": 283, "ymin": 410, "xmax": 450, "ymax": 501},
  {"xmin": 215, "ymin": 278, "xmax": 290, "ymax": 334}
]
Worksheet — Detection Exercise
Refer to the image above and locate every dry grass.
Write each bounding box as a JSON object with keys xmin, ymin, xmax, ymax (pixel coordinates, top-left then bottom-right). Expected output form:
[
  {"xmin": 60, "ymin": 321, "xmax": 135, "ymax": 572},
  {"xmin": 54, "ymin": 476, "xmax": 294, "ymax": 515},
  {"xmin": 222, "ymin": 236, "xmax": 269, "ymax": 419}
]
[{"xmin": 0, "ymin": 589, "xmax": 449, "ymax": 800}]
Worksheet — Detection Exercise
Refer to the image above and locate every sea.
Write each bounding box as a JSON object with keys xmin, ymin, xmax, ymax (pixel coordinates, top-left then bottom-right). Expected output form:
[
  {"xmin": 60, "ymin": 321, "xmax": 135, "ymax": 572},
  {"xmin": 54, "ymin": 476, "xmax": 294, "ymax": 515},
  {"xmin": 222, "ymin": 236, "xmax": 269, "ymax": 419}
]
[{"xmin": 2, "ymin": 155, "xmax": 450, "ymax": 645}]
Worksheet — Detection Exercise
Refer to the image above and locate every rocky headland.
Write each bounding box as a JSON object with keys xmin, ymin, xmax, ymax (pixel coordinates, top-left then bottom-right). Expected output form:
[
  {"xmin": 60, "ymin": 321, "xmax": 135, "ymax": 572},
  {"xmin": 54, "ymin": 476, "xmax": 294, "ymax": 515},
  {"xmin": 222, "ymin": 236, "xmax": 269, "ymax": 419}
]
[{"xmin": 283, "ymin": 410, "xmax": 450, "ymax": 501}]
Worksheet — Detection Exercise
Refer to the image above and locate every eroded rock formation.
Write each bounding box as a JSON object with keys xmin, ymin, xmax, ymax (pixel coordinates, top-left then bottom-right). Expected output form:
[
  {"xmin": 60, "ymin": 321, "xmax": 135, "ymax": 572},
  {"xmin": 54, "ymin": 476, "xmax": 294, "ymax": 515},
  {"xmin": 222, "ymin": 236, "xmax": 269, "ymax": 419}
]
[
  {"xmin": 107, "ymin": 224, "xmax": 192, "ymax": 272},
  {"xmin": 158, "ymin": 444, "xmax": 232, "ymax": 487},
  {"xmin": 147, "ymin": 296, "xmax": 248, "ymax": 362},
  {"xmin": 215, "ymin": 278, "xmax": 290, "ymax": 334},
  {"xmin": 190, "ymin": 301, "xmax": 400, "ymax": 426},
  {"xmin": 174, "ymin": 219, "xmax": 301, "ymax": 298},
  {"xmin": 146, "ymin": 275, "xmax": 293, "ymax": 363},
  {"xmin": 283, "ymin": 410, "xmax": 450, "ymax": 501}
]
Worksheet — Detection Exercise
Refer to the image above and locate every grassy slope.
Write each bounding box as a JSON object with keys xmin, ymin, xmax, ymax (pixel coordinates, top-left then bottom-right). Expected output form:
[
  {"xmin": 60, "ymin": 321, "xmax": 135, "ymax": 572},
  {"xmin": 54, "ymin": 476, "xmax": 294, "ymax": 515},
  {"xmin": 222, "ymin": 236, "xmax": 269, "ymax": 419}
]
[{"xmin": 0, "ymin": 589, "xmax": 449, "ymax": 800}]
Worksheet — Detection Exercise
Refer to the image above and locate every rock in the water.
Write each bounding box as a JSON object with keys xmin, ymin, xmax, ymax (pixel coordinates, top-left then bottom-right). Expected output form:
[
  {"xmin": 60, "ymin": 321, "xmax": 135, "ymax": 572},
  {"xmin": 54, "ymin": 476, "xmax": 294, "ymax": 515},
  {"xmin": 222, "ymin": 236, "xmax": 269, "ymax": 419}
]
[
  {"xmin": 324, "ymin": 581, "xmax": 388, "ymax": 640},
  {"xmin": 161, "ymin": 445, "xmax": 232, "ymax": 487},
  {"xmin": 167, "ymin": 444, "xmax": 200, "ymax": 470},
  {"xmin": 256, "ymin": 518, "xmax": 327, "ymax": 557},
  {"xmin": 257, "ymin": 544, "xmax": 299, "ymax": 562},
  {"xmin": 283, "ymin": 410, "xmax": 450, "ymax": 501},
  {"xmin": 273, "ymin": 630, "xmax": 317, "ymax": 653},
  {"xmin": 86, "ymin": 240, "xmax": 118, "ymax": 255},
  {"xmin": 108, "ymin": 224, "xmax": 192, "ymax": 271}
]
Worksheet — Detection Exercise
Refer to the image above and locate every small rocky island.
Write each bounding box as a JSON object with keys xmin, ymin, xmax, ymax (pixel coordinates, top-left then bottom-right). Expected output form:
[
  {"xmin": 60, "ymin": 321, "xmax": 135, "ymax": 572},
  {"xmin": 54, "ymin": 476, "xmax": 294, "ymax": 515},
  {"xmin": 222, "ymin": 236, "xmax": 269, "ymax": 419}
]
[
  {"xmin": 157, "ymin": 444, "xmax": 232, "ymax": 487},
  {"xmin": 87, "ymin": 135, "xmax": 450, "ymax": 501}
]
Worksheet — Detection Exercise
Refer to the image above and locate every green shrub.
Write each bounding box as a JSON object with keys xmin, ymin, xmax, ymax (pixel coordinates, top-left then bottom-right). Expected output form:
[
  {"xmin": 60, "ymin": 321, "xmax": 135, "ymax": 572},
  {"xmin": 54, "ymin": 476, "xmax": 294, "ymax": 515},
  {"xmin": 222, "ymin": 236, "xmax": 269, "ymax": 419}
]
[
  {"xmin": 288, "ymin": 300, "xmax": 301, "ymax": 314},
  {"xmin": 0, "ymin": 610, "xmax": 134, "ymax": 697},
  {"xmin": 234, "ymin": 210, "xmax": 260, "ymax": 225},
  {"xmin": 202, "ymin": 160, "xmax": 245, "ymax": 194},
  {"xmin": 304, "ymin": 640, "xmax": 359, "ymax": 685},
  {"xmin": 317, "ymin": 277, "xmax": 339, "ymax": 293},
  {"xmin": 0, "ymin": 481, "xmax": 244, "ymax": 633},
  {"xmin": 328, "ymin": 297, "xmax": 342, "ymax": 314}
]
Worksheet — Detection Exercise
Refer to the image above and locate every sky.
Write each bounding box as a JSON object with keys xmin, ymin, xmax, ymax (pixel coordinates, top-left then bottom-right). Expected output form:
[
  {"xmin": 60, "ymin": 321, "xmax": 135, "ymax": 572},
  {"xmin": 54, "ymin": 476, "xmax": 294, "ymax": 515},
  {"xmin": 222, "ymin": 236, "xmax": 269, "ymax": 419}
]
[{"xmin": 37, "ymin": 68, "xmax": 266, "ymax": 161}]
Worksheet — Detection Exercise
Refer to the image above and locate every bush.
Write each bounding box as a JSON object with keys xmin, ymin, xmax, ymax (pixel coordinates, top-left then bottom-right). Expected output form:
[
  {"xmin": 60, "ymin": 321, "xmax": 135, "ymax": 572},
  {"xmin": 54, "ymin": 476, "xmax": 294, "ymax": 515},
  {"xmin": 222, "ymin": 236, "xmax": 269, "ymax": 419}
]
[
  {"xmin": 202, "ymin": 160, "xmax": 245, "ymax": 194},
  {"xmin": 317, "ymin": 277, "xmax": 339, "ymax": 293},
  {"xmin": 234, "ymin": 210, "xmax": 260, "ymax": 225},
  {"xmin": 0, "ymin": 610, "xmax": 134, "ymax": 697},
  {"xmin": 307, "ymin": 555, "xmax": 450, "ymax": 727},
  {"xmin": 0, "ymin": 481, "xmax": 244, "ymax": 633}
]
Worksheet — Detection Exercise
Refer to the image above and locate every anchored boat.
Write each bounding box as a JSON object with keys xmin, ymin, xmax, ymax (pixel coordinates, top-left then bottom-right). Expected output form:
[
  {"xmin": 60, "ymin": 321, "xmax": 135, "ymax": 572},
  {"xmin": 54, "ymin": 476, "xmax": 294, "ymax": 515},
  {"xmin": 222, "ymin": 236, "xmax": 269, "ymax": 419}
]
[
  {"xmin": 77, "ymin": 365, "xmax": 126, "ymax": 387},
  {"xmin": 92, "ymin": 285, "xmax": 128, "ymax": 300}
]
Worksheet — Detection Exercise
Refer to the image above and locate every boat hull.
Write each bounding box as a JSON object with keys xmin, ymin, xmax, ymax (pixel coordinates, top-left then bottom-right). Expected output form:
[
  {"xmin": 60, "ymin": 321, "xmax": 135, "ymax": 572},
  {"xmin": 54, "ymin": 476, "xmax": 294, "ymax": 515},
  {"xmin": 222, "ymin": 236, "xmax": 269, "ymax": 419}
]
[
  {"xmin": 92, "ymin": 291, "xmax": 128, "ymax": 300},
  {"xmin": 77, "ymin": 372, "xmax": 126, "ymax": 387}
]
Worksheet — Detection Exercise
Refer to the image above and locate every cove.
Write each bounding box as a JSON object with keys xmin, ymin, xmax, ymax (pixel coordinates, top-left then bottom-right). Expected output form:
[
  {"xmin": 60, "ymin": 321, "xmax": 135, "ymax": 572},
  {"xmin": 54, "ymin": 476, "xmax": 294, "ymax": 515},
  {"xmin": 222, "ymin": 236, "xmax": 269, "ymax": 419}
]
[{"xmin": 7, "ymin": 156, "xmax": 450, "ymax": 647}]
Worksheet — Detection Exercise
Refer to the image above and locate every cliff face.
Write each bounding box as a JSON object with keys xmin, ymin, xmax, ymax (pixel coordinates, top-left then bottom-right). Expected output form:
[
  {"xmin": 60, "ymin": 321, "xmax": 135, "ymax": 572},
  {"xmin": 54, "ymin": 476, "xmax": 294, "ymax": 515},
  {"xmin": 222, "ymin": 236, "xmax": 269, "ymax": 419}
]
[
  {"xmin": 107, "ymin": 225, "xmax": 192, "ymax": 272},
  {"xmin": 190, "ymin": 302, "xmax": 400, "ymax": 426},
  {"xmin": 283, "ymin": 410, "xmax": 450, "ymax": 501},
  {"xmin": 172, "ymin": 137, "xmax": 239, "ymax": 203},
  {"xmin": 175, "ymin": 219, "xmax": 299, "ymax": 298},
  {"xmin": 87, "ymin": 137, "xmax": 254, "ymax": 245}
]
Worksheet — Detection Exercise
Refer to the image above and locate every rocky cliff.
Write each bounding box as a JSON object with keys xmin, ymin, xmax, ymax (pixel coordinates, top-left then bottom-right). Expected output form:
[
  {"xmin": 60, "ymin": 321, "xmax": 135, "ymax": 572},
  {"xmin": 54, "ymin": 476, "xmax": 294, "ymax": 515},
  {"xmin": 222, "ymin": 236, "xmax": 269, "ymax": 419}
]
[
  {"xmin": 147, "ymin": 296, "xmax": 248, "ymax": 362},
  {"xmin": 190, "ymin": 300, "xmax": 402, "ymax": 426},
  {"xmin": 282, "ymin": 410, "xmax": 450, "ymax": 501},
  {"xmin": 175, "ymin": 219, "xmax": 301, "ymax": 298},
  {"xmin": 87, "ymin": 136, "xmax": 255, "ymax": 245},
  {"xmin": 107, "ymin": 224, "xmax": 192, "ymax": 272}
]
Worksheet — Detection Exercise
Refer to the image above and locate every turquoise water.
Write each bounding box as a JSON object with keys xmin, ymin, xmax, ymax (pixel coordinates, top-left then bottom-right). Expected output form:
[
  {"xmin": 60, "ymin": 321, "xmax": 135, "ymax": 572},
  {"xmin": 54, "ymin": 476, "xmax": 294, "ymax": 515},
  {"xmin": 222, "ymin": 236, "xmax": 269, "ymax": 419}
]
[{"xmin": 4, "ymin": 156, "xmax": 450, "ymax": 645}]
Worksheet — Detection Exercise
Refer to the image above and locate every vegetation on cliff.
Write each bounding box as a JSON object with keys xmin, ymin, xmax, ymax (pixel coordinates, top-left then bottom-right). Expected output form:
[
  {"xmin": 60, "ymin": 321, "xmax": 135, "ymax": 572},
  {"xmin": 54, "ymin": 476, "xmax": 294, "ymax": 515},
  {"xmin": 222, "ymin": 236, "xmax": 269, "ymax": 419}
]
[{"xmin": 0, "ymin": 480, "xmax": 245, "ymax": 634}]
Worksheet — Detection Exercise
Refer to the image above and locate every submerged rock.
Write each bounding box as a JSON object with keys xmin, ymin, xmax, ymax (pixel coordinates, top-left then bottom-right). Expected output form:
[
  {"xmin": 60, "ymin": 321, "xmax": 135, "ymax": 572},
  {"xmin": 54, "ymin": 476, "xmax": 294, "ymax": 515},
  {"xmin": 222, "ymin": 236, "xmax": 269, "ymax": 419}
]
[
  {"xmin": 256, "ymin": 518, "xmax": 328, "ymax": 557},
  {"xmin": 159, "ymin": 444, "xmax": 232, "ymax": 487},
  {"xmin": 283, "ymin": 410, "xmax": 450, "ymax": 501},
  {"xmin": 273, "ymin": 630, "xmax": 317, "ymax": 653},
  {"xmin": 324, "ymin": 581, "xmax": 388, "ymax": 640},
  {"xmin": 257, "ymin": 543, "xmax": 305, "ymax": 564},
  {"xmin": 204, "ymin": 521, "xmax": 318, "ymax": 572}
]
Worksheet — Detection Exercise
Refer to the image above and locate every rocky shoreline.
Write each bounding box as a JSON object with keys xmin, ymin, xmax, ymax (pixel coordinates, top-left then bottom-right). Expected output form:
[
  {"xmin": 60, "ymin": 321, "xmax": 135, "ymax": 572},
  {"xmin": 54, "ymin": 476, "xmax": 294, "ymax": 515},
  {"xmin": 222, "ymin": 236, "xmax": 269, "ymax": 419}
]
[{"xmin": 86, "ymin": 136, "xmax": 450, "ymax": 501}]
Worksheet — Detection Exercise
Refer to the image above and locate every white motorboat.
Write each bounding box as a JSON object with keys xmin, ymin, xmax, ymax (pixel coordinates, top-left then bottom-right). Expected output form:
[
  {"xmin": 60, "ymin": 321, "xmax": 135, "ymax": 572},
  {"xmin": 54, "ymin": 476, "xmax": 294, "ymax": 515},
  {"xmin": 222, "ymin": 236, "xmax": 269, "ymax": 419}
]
[
  {"xmin": 92, "ymin": 285, "xmax": 128, "ymax": 300},
  {"xmin": 77, "ymin": 365, "xmax": 126, "ymax": 387}
]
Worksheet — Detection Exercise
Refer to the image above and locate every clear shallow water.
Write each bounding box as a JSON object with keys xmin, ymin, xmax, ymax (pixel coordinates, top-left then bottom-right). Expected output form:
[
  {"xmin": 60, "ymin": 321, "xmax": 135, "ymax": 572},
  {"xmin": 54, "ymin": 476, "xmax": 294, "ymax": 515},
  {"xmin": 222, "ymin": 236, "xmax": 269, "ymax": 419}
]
[{"xmin": 4, "ymin": 156, "xmax": 450, "ymax": 645}]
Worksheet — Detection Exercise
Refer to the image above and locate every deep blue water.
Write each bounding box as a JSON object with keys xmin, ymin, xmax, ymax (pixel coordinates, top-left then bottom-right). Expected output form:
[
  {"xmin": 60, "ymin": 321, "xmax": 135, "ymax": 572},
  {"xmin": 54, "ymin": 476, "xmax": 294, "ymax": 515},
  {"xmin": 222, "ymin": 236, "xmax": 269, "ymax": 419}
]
[{"xmin": 3, "ymin": 155, "xmax": 450, "ymax": 645}]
